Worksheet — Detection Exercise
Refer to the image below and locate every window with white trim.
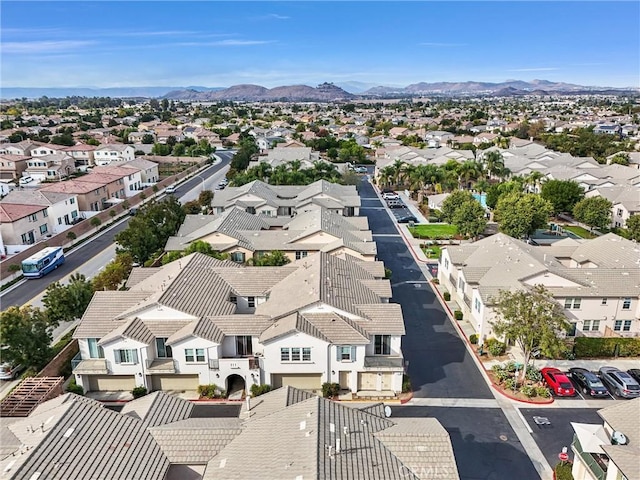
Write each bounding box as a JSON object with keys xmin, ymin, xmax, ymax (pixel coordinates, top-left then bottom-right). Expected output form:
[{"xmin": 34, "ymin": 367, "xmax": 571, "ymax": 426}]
[
  {"xmin": 156, "ymin": 338, "xmax": 173, "ymax": 358},
  {"xmin": 302, "ymin": 347, "xmax": 311, "ymax": 361},
  {"xmin": 247, "ymin": 296, "xmax": 255, "ymax": 308},
  {"xmin": 564, "ymin": 297, "xmax": 581, "ymax": 309},
  {"xmin": 185, "ymin": 348, "xmax": 205, "ymax": 362},
  {"xmin": 280, "ymin": 347, "xmax": 290, "ymax": 361},
  {"xmin": 444, "ymin": 258, "xmax": 449, "ymax": 269},
  {"xmin": 114, "ymin": 349, "xmax": 138, "ymax": 364},
  {"xmin": 622, "ymin": 298, "xmax": 631, "ymax": 310},
  {"xmin": 295, "ymin": 251, "xmax": 308, "ymax": 260},
  {"xmin": 87, "ymin": 338, "xmax": 104, "ymax": 359},
  {"xmin": 338, "ymin": 346, "xmax": 352, "ymax": 361},
  {"xmin": 474, "ymin": 298, "xmax": 481, "ymax": 312},
  {"xmin": 280, "ymin": 347, "xmax": 311, "ymax": 362}
]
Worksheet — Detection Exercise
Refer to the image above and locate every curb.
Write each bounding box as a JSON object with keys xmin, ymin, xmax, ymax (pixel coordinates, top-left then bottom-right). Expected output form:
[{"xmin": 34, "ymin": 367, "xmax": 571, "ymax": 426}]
[
  {"xmin": 400, "ymin": 391, "xmax": 414, "ymax": 404},
  {"xmin": 490, "ymin": 383, "xmax": 554, "ymax": 405}
]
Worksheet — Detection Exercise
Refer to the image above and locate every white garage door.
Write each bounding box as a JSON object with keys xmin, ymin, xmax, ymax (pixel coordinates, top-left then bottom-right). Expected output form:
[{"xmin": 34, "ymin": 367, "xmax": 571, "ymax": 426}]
[
  {"xmin": 88, "ymin": 375, "xmax": 136, "ymax": 392},
  {"xmin": 272, "ymin": 374, "xmax": 322, "ymax": 391},
  {"xmin": 358, "ymin": 373, "xmax": 377, "ymax": 391},
  {"xmin": 151, "ymin": 375, "xmax": 199, "ymax": 391}
]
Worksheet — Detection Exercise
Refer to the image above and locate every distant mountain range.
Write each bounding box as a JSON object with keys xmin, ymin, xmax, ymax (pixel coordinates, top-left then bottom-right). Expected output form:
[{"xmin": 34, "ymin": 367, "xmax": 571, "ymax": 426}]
[{"xmin": 2, "ymin": 80, "xmax": 637, "ymax": 101}]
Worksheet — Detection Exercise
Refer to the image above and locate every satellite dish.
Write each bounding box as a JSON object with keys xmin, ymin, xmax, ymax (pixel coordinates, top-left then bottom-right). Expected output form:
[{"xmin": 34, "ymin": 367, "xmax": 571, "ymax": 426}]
[
  {"xmin": 384, "ymin": 406, "xmax": 392, "ymax": 418},
  {"xmin": 611, "ymin": 431, "xmax": 628, "ymax": 445}
]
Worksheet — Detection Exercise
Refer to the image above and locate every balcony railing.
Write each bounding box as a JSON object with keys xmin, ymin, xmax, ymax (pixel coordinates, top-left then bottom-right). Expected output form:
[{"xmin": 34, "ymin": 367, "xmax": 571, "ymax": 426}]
[
  {"xmin": 146, "ymin": 358, "xmax": 177, "ymax": 374},
  {"xmin": 572, "ymin": 435, "xmax": 607, "ymax": 480},
  {"xmin": 71, "ymin": 353, "xmax": 109, "ymax": 375},
  {"xmin": 208, "ymin": 357, "xmax": 260, "ymax": 371},
  {"xmin": 71, "ymin": 352, "xmax": 82, "ymax": 371}
]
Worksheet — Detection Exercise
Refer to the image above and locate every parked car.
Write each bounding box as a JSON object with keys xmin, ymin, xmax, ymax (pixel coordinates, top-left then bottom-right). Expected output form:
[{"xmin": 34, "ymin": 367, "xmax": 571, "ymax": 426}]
[
  {"xmin": 165, "ymin": 185, "xmax": 177, "ymax": 194},
  {"xmin": 382, "ymin": 192, "xmax": 399, "ymax": 200},
  {"xmin": 0, "ymin": 362, "xmax": 24, "ymax": 381},
  {"xmin": 19, "ymin": 176, "xmax": 34, "ymax": 185},
  {"xmin": 397, "ymin": 215, "xmax": 418, "ymax": 224},
  {"xmin": 599, "ymin": 366, "xmax": 640, "ymax": 398},
  {"xmin": 541, "ymin": 367, "xmax": 576, "ymax": 396},
  {"xmin": 129, "ymin": 208, "xmax": 138, "ymax": 216},
  {"xmin": 568, "ymin": 367, "xmax": 609, "ymax": 397},
  {"xmin": 387, "ymin": 199, "xmax": 403, "ymax": 208},
  {"xmin": 627, "ymin": 369, "xmax": 640, "ymax": 384},
  {"xmin": 217, "ymin": 182, "xmax": 226, "ymax": 190},
  {"xmin": 353, "ymin": 166, "xmax": 368, "ymax": 173}
]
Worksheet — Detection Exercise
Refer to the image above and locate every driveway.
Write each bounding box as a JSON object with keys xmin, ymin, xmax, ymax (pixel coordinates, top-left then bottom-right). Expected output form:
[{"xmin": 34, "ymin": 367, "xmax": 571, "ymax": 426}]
[{"xmin": 358, "ymin": 180, "xmax": 492, "ymax": 399}]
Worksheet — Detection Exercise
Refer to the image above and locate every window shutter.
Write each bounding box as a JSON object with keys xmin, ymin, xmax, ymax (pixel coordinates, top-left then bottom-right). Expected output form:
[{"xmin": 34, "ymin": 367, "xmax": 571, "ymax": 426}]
[
  {"xmin": 132, "ymin": 350, "xmax": 139, "ymax": 364},
  {"xmin": 114, "ymin": 350, "xmax": 121, "ymax": 364},
  {"xmin": 336, "ymin": 347, "xmax": 341, "ymax": 361},
  {"xmin": 351, "ymin": 346, "xmax": 356, "ymax": 362}
]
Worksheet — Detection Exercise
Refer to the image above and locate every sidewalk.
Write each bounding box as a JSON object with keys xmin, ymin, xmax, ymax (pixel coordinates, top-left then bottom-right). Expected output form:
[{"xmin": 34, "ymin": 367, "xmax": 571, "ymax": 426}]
[{"xmin": 396, "ymin": 190, "xmax": 429, "ymax": 224}]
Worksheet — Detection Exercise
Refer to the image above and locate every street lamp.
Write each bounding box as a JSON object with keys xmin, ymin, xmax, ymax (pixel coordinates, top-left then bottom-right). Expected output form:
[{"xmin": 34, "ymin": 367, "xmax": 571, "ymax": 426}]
[{"xmin": 193, "ymin": 174, "xmax": 206, "ymax": 192}]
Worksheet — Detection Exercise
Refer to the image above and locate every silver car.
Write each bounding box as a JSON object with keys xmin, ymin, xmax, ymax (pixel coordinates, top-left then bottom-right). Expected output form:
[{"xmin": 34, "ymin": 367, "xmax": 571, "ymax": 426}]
[{"xmin": 599, "ymin": 366, "xmax": 640, "ymax": 399}]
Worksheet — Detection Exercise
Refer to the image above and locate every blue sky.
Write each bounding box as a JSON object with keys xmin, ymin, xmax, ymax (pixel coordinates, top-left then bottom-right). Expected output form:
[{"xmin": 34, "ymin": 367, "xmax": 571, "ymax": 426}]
[{"xmin": 2, "ymin": 1, "xmax": 639, "ymax": 89}]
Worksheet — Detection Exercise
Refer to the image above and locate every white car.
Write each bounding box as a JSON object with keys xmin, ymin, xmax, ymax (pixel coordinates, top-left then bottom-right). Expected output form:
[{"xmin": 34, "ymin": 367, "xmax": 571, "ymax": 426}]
[
  {"xmin": 19, "ymin": 176, "xmax": 34, "ymax": 185},
  {"xmin": 165, "ymin": 185, "xmax": 177, "ymax": 194},
  {"xmin": 382, "ymin": 192, "xmax": 399, "ymax": 200}
]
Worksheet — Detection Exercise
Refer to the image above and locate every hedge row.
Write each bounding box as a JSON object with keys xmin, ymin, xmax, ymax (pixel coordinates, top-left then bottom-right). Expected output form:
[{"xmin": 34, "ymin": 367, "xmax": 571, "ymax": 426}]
[{"xmin": 574, "ymin": 337, "xmax": 640, "ymax": 358}]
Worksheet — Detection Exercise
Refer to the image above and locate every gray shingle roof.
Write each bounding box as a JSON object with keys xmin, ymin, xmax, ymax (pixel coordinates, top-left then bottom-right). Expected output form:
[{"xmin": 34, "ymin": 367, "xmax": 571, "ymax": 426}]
[
  {"xmin": 598, "ymin": 398, "xmax": 640, "ymax": 479},
  {"xmin": 74, "ymin": 291, "xmax": 152, "ymax": 339},
  {"xmin": 98, "ymin": 317, "xmax": 154, "ymax": 346},
  {"xmin": 166, "ymin": 317, "xmax": 225, "ymax": 346}
]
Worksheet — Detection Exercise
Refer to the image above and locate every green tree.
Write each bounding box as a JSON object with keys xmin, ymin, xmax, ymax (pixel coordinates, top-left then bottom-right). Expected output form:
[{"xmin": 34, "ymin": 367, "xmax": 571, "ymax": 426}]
[
  {"xmin": 198, "ymin": 189, "xmax": 214, "ymax": 207},
  {"xmin": 495, "ymin": 192, "xmax": 552, "ymax": 238},
  {"xmin": 92, "ymin": 253, "xmax": 134, "ymax": 291},
  {"xmin": 452, "ymin": 200, "xmax": 487, "ymax": 240},
  {"xmin": 609, "ymin": 153, "xmax": 629, "ymax": 166},
  {"xmin": 115, "ymin": 197, "xmax": 186, "ymax": 263},
  {"xmin": 573, "ymin": 196, "xmax": 613, "ymax": 231},
  {"xmin": 141, "ymin": 133, "xmax": 155, "ymax": 144},
  {"xmin": 493, "ymin": 285, "xmax": 570, "ymax": 382},
  {"xmin": 183, "ymin": 200, "xmax": 202, "ymax": 214},
  {"xmin": 0, "ymin": 306, "xmax": 52, "ymax": 370},
  {"xmin": 540, "ymin": 180, "xmax": 584, "ymax": 215},
  {"xmin": 42, "ymin": 273, "xmax": 94, "ymax": 327},
  {"xmin": 440, "ymin": 190, "xmax": 476, "ymax": 223},
  {"xmin": 251, "ymin": 250, "xmax": 291, "ymax": 266},
  {"xmin": 485, "ymin": 179, "xmax": 523, "ymax": 210},
  {"xmin": 626, "ymin": 214, "xmax": 640, "ymax": 241}
]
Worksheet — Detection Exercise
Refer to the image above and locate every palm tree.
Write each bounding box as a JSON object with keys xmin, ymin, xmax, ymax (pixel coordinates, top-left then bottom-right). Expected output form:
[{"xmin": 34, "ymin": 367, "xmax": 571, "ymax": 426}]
[
  {"xmin": 524, "ymin": 170, "xmax": 545, "ymax": 193},
  {"xmin": 483, "ymin": 150, "xmax": 505, "ymax": 180},
  {"xmin": 457, "ymin": 160, "xmax": 484, "ymax": 190}
]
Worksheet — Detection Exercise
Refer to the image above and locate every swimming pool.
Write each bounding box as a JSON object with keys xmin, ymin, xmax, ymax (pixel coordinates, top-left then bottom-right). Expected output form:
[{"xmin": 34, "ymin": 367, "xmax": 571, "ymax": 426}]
[{"xmin": 472, "ymin": 193, "xmax": 487, "ymax": 208}]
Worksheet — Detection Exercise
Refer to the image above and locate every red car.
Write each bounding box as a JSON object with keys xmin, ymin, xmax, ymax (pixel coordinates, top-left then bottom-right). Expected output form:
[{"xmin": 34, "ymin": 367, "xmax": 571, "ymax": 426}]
[{"xmin": 541, "ymin": 367, "xmax": 576, "ymax": 396}]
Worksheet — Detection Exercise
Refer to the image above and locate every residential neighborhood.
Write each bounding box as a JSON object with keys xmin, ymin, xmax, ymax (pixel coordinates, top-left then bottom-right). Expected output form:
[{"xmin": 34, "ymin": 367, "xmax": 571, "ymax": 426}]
[{"xmin": 1, "ymin": 91, "xmax": 639, "ymax": 480}]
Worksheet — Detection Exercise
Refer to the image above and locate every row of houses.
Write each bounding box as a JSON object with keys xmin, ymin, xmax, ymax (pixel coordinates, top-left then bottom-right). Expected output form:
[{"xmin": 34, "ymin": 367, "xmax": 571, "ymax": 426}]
[
  {"xmin": 0, "ymin": 387, "xmax": 460, "ymax": 480},
  {"xmin": 438, "ymin": 232, "xmax": 640, "ymax": 339},
  {"xmin": 0, "ymin": 160, "xmax": 158, "ymax": 254}
]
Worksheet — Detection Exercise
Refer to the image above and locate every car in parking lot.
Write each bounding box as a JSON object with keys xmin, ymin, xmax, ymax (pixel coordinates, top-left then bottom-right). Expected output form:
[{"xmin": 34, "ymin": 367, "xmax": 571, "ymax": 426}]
[
  {"xmin": 541, "ymin": 367, "xmax": 576, "ymax": 396},
  {"xmin": 568, "ymin": 367, "xmax": 609, "ymax": 397},
  {"xmin": 627, "ymin": 369, "xmax": 640, "ymax": 384},
  {"xmin": 0, "ymin": 362, "xmax": 25, "ymax": 381},
  {"xmin": 599, "ymin": 366, "xmax": 640, "ymax": 398},
  {"xmin": 19, "ymin": 175, "xmax": 34, "ymax": 185},
  {"xmin": 397, "ymin": 215, "xmax": 418, "ymax": 224},
  {"xmin": 353, "ymin": 166, "xmax": 368, "ymax": 173}
]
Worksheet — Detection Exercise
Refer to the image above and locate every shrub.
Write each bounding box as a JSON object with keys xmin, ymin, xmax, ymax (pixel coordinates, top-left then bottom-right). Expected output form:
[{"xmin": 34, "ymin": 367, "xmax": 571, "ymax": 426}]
[
  {"xmin": 198, "ymin": 384, "xmax": 225, "ymax": 398},
  {"xmin": 66, "ymin": 231, "xmax": 77, "ymax": 240},
  {"xmin": 574, "ymin": 337, "xmax": 640, "ymax": 358},
  {"xmin": 525, "ymin": 366, "xmax": 542, "ymax": 382},
  {"xmin": 66, "ymin": 378, "xmax": 84, "ymax": 395},
  {"xmin": 454, "ymin": 310, "xmax": 463, "ymax": 320},
  {"xmin": 384, "ymin": 268, "xmax": 392, "ymax": 279},
  {"xmin": 443, "ymin": 292, "xmax": 451, "ymax": 301},
  {"xmin": 250, "ymin": 384, "xmax": 272, "ymax": 397},
  {"xmin": 520, "ymin": 384, "xmax": 537, "ymax": 398},
  {"xmin": 503, "ymin": 378, "xmax": 517, "ymax": 391},
  {"xmin": 485, "ymin": 338, "xmax": 507, "ymax": 357},
  {"xmin": 495, "ymin": 368, "xmax": 512, "ymax": 383},
  {"xmin": 536, "ymin": 386, "xmax": 551, "ymax": 398},
  {"xmin": 90, "ymin": 217, "xmax": 101, "ymax": 228},
  {"xmin": 554, "ymin": 461, "xmax": 574, "ymax": 480},
  {"xmin": 402, "ymin": 374, "xmax": 412, "ymax": 394},
  {"xmin": 431, "ymin": 278, "xmax": 439, "ymax": 285},
  {"xmin": 140, "ymin": 193, "xmax": 147, "ymax": 200},
  {"xmin": 469, "ymin": 334, "xmax": 479, "ymax": 344},
  {"xmin": 322, "ymin": 382, "xmax": 340, "ymax": 398},
  {"xmin": 8, "ymin": 264, "xmax": 21, "ymax": 273},
  {"xmin": 132, "ymin": 386, "xmax": 147, "ymax": 398}
]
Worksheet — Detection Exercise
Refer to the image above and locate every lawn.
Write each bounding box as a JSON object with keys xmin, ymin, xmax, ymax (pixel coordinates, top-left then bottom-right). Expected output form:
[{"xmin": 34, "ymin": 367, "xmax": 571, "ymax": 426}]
[
  {"xmin": 563, "ymin": 225, "xmax": 597, "ymax": 239},
  {"xmin": 409, "ymin": 224, "xmax": 458, "ymax": 239},
  {"xmin": 421, "ymin": 245, "xmax": 442, "ymax": 259}
]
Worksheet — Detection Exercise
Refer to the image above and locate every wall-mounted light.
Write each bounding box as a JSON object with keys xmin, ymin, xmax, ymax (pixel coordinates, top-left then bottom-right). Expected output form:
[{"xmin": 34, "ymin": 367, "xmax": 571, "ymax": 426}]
[
  {"xmin": 216, "ymin": 373, "xmax": 220, "ymax": 378},
  {"xmin": 331, "ymin": 370, "xmax": 335, "ymax": 375}
]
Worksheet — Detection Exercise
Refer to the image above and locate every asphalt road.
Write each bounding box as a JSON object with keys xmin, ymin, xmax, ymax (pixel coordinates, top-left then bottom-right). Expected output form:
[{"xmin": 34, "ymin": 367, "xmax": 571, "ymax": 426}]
[
  {"xmin": 394, "ymin": 406, "xmax": 541, "ymax": 480},
  {"xmin": 0, "ymin": 152, "xmax": 233, "ymax": 308},
  {"xmin": 358, "ymin": 180, "xmax": 493, "ymax": 399}
]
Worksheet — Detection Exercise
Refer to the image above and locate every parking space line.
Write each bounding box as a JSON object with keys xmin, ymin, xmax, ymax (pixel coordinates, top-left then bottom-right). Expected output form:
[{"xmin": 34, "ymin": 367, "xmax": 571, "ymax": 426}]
[
  {"xmin": 575, "ymin": 389, "xmax": 585, "ymax": 400},
  {"xmin": 515, "ymin": 407, "xmax": 533, "ymax": 434}
]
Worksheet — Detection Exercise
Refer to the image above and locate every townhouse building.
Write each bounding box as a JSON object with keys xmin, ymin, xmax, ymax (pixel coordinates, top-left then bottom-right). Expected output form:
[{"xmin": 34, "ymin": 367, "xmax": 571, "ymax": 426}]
[
  {"xmin": 0, "ymin": 189, "xmax": 79, "ymax": 235},
  {"xmin": 25, "ymin": 153, "xmax": 76, "ymax": 182},
  {"xmin": 0, "ymin": 203, "xmax": 53, "ymax": 252},
  {"xmin": 91, "ymin": 164, "xmax": 144, "ymax": 194},
  {"xmin": 93, "ymin": 144, "xmax": 135, "ymax": 165},
  {"xmin": 585, "ymin": 185, "xmax": 640, "ymax": 228},
  {"xmin": 0, "ymin": 154, "xmax": 29, "ymax": 181},
  {"xmin": 211, "ymin": 179, "xmax": 361, "ymax": 217},
  {"xmin": 72, "ymin": 251, "xmax": 405, "ymax": 398},
  {"xmin": 62, "ymin": 143, "xmax": 97, "ymax": 169},
  {"xmin": 570, "ymin": 399, "xmax": 639, "ymax": 480},
  {"xmin": 165, "ymin": 207, "xmax": 377, "ymax": 264},
  {"xmin": 122, "ymin": 158, "xmax": 160, "ymax": 184},
  {"xmin": 438, "ymin": 233, "xmax": 640, "ymax": 340}
]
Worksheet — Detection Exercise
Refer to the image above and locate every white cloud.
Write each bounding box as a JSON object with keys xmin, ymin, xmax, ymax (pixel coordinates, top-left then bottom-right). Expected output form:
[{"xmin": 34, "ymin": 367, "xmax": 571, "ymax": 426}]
[
  {"xmin": 2, "ymin": 40, "xmax": 95, "ymax": 54},
  {"xmin": 175, "ymin": 39, "xmax": 274, "ymax": 47}
]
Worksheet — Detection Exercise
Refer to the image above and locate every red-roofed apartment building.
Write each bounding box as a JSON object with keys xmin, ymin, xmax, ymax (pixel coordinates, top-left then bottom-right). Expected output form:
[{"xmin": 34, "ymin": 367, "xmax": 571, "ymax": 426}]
[{"xmin": 0, "ymin": 203, "xmax": 52, "ymax": 252}]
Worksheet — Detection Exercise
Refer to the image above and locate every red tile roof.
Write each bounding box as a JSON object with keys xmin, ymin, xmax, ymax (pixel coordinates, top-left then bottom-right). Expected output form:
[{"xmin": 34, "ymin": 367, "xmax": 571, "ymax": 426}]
[{"xmin": 0, "ymin": 203, "xmax": 47, "ymax": 222}]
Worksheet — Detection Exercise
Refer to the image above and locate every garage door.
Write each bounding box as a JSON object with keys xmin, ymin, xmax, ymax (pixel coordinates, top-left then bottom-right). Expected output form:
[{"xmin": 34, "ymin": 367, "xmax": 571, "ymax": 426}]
[
  {"xmin": 88, "ymin": 375, "xmax": 136, "ymax": 392},
  {"xmin": 358, "ymin": 373, "xmax": 377, "ymax": 391},
  {"xmin": 272, "ymin": 374, "xmax": 322, "ymax": 391},
  {"xmin": 151, "ymin": 375, "xmax": 199, "ymax": 391},
  {"xmin": 381, "ymin": 373, "xmax": 393, "ymax": 390}
]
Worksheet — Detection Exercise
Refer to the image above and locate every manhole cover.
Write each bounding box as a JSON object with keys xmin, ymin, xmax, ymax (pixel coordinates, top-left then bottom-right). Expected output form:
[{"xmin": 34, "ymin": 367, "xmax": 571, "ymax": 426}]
[{"xmin": 499, "ymin": 435, "xmax": 508, "ymax": 441}]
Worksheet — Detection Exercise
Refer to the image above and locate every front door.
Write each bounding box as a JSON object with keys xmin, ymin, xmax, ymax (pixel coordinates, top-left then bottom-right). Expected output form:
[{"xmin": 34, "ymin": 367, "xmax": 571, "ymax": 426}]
[{"xmin": 339, "ymin": 371, "xmax": 350, "ymax": 390}]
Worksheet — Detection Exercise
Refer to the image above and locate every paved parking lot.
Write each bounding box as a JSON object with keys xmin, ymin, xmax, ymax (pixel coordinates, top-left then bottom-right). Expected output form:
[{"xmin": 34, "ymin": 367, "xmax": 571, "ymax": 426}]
[{"xmin": 518, "ymin": 408, "xmax": 602, "ymax": 467}]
